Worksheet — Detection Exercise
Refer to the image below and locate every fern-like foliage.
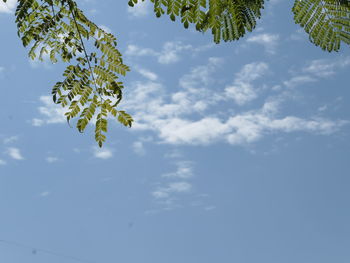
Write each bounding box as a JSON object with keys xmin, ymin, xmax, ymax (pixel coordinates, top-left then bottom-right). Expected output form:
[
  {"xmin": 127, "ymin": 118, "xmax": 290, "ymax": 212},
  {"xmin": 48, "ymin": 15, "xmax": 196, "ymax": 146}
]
[
  {"xmin": 293, "ymin": 0, "xmax": 350, "ymax": 52},
  {"xmin": 4, "ymin": 0, "xmax": 133, "ymax": 147},
  {"xmin": 128, "ymin": 0, "xmax": 265, "ymax": 43},
  {"xmin": 2, "ymin": 0, "xmax": 350, "ymax": 146}
]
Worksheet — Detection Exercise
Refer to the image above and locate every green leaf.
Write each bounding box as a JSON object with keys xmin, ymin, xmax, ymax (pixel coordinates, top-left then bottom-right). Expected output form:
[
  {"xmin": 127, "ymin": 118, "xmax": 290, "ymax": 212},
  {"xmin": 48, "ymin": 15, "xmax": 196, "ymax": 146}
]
[
  {"xmin": 293, "ymin": 0, "xmax": 350, "ymax": 52},
  {"xmin": 14, "ymin": 0, "xmax": 132, "ymax": 146},
  {"xmin": 129, "ymin": 0, "xmax": 264, "ymax": 43}
]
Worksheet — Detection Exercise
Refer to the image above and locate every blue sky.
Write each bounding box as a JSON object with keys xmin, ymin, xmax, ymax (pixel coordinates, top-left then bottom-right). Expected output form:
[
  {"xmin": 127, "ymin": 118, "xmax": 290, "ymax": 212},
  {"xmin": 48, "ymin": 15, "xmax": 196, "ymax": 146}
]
[{"xmin": 0, "ymin": 0, "xmax": 350, "ymax": 262}]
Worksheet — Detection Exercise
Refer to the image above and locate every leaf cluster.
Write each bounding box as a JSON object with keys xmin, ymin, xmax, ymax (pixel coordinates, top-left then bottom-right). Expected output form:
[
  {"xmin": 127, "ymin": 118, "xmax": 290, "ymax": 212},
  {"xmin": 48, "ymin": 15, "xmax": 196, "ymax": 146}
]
[
  {"xmin": 128, "ymin": 0, "xmax": 265, "ymax": 43},
  {"xmin": 293, "ymin": 0, "xmax": 350, "ymax": 51},
  {"xmin": 128, "ymin": 0, "xmax": 350, "ymax": 50},
  {"xmin": 11, "ymin": 0, "xmax": 133, "ymax": 147},
  {"xmin": 2, "ymin": 0, "xmax": 350, "ymax": 146}
]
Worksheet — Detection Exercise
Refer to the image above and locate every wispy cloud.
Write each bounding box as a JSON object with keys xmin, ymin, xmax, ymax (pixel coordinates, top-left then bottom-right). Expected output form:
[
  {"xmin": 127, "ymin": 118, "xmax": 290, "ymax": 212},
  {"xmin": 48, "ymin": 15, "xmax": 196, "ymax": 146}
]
[
  {"xmin": 152, "ymin": 181, "xmax": 192, "ymax": 199},
  {"xmin": 93, "ymin": 147, "xmax": 113, "ymax": 159},
  {"xmin": 126, "ymin": 41, "xmax": 212, "ymax": 64},
  {"xmin": 0, "ymin": 0, "xmax": 16, "ymax": 14},
  {"xmin": 204, "ymin": 206, "xmax": 216, "ymax": 211},
  {"xmin": 135, "ymin": 67, "xmax": 158, "ymax": 81},
  {"xmin": 122, "ymin": 58, "xmax": 347, "ymax": 146},
  {"xmin": 6, "ymin": 147, "xmax": 24, "ymax": 160},
  {"xmin": 125, "ymin": 44, "xmax": 157, "ymax": 57},
  {"xmin": 0, "ymin": 159, "xmax": 6, "ymax": 166},
  {"xmin": 31, "ymin": 96, "xmax": 66, "ymax": 126},
  {"xmin": 225, "ymin": 62, "xmax": 269, "ymax": 105},
  {"xmin": 303, "ymin": 56, "xmax": 350, "ymax": 78},
  {"xmin": 150, "ymin": 158, "xmax": 197, "ymax": 210},
  {"xmin": 132, "ymin": 141, "xmax": 146, "ymax": 156},
  {"xmin": 179, "ymin": 57, "xmax": 223, "ymax": 90},
  {"xmin": 284, "ymin": 56, "xmax": 350, "ymax": 88},
  {"xmin": 283, "ymin": 75, "xmax": 316, "ymax": 88},
  {"xmin": 247, "ymin": 33, "xmax": 280, "ymax": 54},
  {"xmin": 0, "ymin": 66, "xmax": 5, "ymax": 78},
  {"xmin": 46, "ymin": 156, "xmax": 59, "ymax": 163},
  {"xmin": 32, "ymin": 57, "xmax": 349, "ymax": 147},
  {"xmin": 164, "ymin": 149, "xmax": 183, "ymax": 159},
  {"xmin": 40, "ymin": 191, "xmax": 51, "ymax": 197},
  {"xmin": 127, "ymin": 1, "xmax": 150, "ymax": 18},
  {"xmin": 157, "ymin": 42, "xmax": 193, "ymax": 64},
  {"xmin": 162, "ymin": 161, "xmax": 194, "ymax": 179},
  {"xmin": 3, "ymin": 136, "xmax": 18, "ymax": 144},
  {"xmin": 123, "ymin": 58, "xmax": 223, "ymax": 130}
]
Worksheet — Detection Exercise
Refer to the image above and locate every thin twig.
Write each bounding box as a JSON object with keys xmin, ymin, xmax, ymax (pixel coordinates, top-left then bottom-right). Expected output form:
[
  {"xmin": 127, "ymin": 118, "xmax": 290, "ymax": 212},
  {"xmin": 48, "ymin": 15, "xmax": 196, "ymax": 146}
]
[
  {"xmin": 67, "ymin": 0, "xmax": 103, "ymax": 101},
  {"xmin": 49, "ymin": 0, "xmax": 56, "ymax": 16}
]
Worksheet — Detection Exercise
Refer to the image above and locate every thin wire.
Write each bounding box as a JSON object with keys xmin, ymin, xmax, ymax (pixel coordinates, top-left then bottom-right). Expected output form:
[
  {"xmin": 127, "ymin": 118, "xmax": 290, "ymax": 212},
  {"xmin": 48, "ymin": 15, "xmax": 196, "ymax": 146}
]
[{"xmin": 0, "ymin": 239, "xmax": 97, "ymax": 263}]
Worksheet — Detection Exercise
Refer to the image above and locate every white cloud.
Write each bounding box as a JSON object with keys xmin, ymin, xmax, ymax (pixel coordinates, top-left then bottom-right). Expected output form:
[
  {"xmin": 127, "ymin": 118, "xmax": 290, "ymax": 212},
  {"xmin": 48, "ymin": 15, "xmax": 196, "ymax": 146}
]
[
  {"xmin": 168, "ymin": 182, "xmax": 192, "ymax": 192},
  {"xmin": 126, "ymin": 41, "xmax": 209, "ymax": 64},
  {"xmin": 152, "ymin": 189, "xmax": 169, "ymax": 198},
  {"xmin": 73, "ymin": 148, "xmax": 81, "ymax": 154},
  {"xmin": 152, "ymin": 190, "xmax": 170, "ymax": 199},
  {"xmin": 31, "ymin": 118, "xmax": 45, "ymax": 127},
  {"xmin": 93, "ymin": 147, "xmax": 113, "ymax": 159},
  {"xmin": 179, "ymin": 57, "xmax": 223, "ymax": 90},
  {"xmin": 31, "ymin": 96, "xmax": 66, "ymax": 126},
  {"xmin": 46, "ymin": 156, "xmax": 59, "ymax": 163},
  {"xmin": 162, "ymin": 161, "xmax": 194, "ymax": 179},
  {"xmin": 283, "ymin": 75, "xmax": 316, "ymax": 88},
  {"xmin": 155, "ymin": 117, "xmax": 230, "ymax": 145},
  {"xmin": 135, "ymin": 67, "xmax": 158, "ymax": 81},
  {"xmin": 31, "ymin": 57, "xmax": 348, "ymax": 148},
  {"xmin": 283, "ymin": 57, "xmax": 350, "ymax": 89},
  {"xmin": 152, "ymin": 181, "xmax": 192, "ymax": 199},
  {"xmin": 3, "ymin": 136, "xmax": 18, "ymax": 144},
  {"xmin": 0, "ymin": 0, "xmax": 16, "ymax": 13},
  {"xmin": 0, "ymin": 66, "xmax": 5, "ymax": 78},
  {"xmin": 225, "ymin": 62, "xmax": 269, "ymax": 105},
  {"xmin": 247, "ymin": 33, "xmax": 280, "ymax": 54},
  {"xmin": 7, "ymin": 147, "xmax": 24, "ymax": 160},
  {"xmin": 164, "ymin": 149, "xmax": 183, "ymax": 159},
  {"xmin": 123, "ymin": 80, "xmax": 209, "ymax": 132},
  {"xmin": 123, "ymin": 58, "xmax": 223, "ymax": 128},
  {"xmin": 157, "ymin": 42, "xmax": 192, "ymax": 64},
  {"xmin": 152, "ymin": 159, "xmax": 195, "ymax": 207},
  {"xmin": 127, "ymin": 1, "xmax": 150, "ymax": 17},
  {"xmin": 225, "ymin": 109, "xmax": 347, "ymax": 145},
  {"xmin": 158, "ymin": 102, "xmax": 346, "ymax": 146},
  {"xmin": 122, "ymin": 59, "xmax": 347, "ymax": 146},
  {"xmin": 125, "ymin": 44, "xmax": 157, "ymax": 57},
  {"xmin": 318, "ymin": 105, "xmax": 328, "ymax": 112},
  {"xmin": 204, "ymin": 206, "xmax": 216, "ymax": 211},
  {"xmin": 303, "ymin": 57, "xmax": 350, "ymax": 78},
  {"xmin": 132, "ymin": 141, "xmax": 146, "ymax": 155},
  {"xmin": 0, "ymin": 159, "xmax": 6, "ymax": 165},
  {"xmin": 40, "ymin": 191, "xmax": 51, "ymax": 197}
]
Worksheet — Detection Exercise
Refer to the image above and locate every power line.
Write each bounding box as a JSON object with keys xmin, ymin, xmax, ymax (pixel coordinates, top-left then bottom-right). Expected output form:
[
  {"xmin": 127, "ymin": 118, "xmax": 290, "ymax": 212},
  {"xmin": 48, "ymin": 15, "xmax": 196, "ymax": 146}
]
[{"xmin": 0, "ymin": 239, "xmax": 97, "ymax": 263}]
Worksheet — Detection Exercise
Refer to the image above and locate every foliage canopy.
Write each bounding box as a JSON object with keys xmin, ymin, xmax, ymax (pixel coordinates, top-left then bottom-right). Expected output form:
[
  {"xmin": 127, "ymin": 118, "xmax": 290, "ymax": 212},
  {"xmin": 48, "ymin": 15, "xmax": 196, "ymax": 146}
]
[{"xmin": 2, "ymin": 0, "xmax": 350, "ymax": 146}]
